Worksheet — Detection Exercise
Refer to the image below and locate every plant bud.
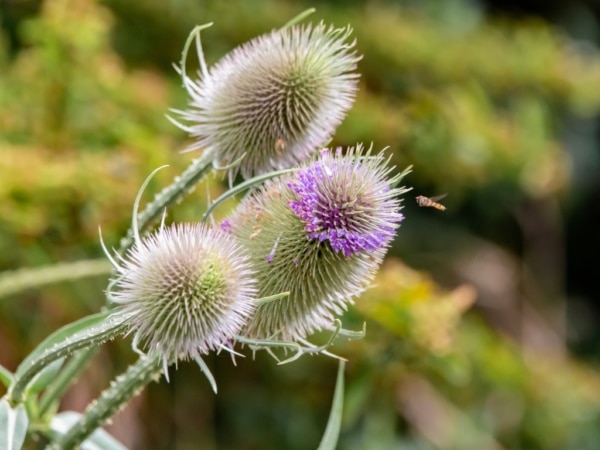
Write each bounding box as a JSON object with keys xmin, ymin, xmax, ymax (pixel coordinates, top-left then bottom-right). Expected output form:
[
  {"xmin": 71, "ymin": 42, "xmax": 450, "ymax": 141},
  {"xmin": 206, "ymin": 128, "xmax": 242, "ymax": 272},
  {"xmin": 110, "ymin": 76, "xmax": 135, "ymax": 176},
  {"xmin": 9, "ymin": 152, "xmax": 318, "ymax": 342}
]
[
  {"xmin": 175, "ymin": 22, "xmax": 361, "ymax": 180},
  {"xmin": 110, "ymin": 223, "xmax": 257, "ymax": 364}
]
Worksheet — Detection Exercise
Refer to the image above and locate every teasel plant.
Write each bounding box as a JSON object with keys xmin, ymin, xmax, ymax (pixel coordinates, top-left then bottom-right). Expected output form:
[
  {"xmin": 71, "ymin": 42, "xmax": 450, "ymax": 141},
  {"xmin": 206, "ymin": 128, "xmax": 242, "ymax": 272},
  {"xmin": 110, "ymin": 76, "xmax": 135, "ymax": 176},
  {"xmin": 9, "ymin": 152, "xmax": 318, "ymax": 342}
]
[{"xmin": 0, "ymin": 9, "xmax": 406, "ymax": 450}]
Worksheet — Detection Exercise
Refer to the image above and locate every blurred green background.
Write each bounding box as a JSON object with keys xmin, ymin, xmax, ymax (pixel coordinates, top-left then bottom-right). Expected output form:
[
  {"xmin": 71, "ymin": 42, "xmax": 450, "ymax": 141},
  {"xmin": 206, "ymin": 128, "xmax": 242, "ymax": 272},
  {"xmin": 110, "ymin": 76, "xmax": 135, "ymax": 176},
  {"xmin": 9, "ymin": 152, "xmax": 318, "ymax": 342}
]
[{"xmin": 2, "ymin": 0, "xmax": 600, "ymax": 448}]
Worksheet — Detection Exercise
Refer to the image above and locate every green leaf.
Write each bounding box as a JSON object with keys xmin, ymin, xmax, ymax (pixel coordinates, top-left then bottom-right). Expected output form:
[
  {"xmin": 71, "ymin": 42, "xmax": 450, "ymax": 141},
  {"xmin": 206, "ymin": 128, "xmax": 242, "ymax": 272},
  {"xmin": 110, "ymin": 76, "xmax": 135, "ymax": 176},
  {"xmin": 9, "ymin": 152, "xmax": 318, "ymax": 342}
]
[
  {"xmin": 318, "ymin": 361, "xmax": 346, "ymax": 450},
  {"xmin": 15, "ymin": 312, "xmax": 111, "ymax": 380},
  {"xmin": 0, "ymin": 366, "xmax": 13, "ymax": 389},
  {"xmin": 0, "ymin": 397, "xmax": 28, "ymax": 450},
  {"xmin": 26, "ymin": 358, "xmax": 65, "ymax": 395},
  {"xmin": 38, "ymin": 349, "xmax": 99, "ymax": 418},
  {"xmin": 8, "ymin": 311, "xmax": 130, "ymax": 405},
  {"xmin": 49, "ymin": 411, "xmax": 127, "ymax": 450}
]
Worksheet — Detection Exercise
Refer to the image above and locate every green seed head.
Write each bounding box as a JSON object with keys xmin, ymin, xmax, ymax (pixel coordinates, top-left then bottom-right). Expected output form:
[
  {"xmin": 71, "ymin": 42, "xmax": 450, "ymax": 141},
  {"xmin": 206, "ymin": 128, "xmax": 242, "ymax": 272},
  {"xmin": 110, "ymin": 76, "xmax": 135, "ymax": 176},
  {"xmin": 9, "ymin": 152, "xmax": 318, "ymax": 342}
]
[
  {"xmin": 174, "ymin": 22, "xmax": 361, "ymax": 180},
  {"xmin": 111, "ymin": 223, "xmax": 257, "ymax": 364}
]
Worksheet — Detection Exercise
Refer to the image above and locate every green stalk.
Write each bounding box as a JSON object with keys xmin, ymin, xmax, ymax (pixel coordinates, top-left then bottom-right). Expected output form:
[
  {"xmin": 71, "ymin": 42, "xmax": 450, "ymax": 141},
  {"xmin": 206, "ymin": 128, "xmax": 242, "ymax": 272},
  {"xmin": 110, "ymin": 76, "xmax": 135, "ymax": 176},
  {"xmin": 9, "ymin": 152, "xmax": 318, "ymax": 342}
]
[
  {"xmin": 47, "ymin": 355, "xmax": 162, "ymax": 450},
  {"xmin": 118, "ymin": 154, "xmax": 213, "ymax": 255},
  {"xmin": 0, "ymin": 259, "xmax": 112, "ymax": 299}
]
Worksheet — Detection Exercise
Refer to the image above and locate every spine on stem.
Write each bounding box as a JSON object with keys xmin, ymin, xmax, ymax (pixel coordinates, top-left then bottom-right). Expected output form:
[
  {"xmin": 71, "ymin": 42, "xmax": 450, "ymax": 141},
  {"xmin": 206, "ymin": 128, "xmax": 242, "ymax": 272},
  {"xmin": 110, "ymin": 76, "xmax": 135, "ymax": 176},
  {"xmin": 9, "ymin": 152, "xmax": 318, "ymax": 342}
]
[
  {"xmin": 47, "ymin": 355, "xmax": 162, "ymax": 450},
  {"xmin": 118, "ymin": 154, "xmax": 214, "ymax": 255}
]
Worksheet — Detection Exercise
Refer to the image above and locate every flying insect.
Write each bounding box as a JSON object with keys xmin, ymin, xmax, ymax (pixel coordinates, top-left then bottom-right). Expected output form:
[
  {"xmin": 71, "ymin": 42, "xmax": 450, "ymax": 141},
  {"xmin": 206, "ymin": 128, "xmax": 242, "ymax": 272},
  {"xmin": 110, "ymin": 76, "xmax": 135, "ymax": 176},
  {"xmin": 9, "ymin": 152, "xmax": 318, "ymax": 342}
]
[{"xmin": 415, "ymin": 194, "xmax": 447, "ymax": 211}]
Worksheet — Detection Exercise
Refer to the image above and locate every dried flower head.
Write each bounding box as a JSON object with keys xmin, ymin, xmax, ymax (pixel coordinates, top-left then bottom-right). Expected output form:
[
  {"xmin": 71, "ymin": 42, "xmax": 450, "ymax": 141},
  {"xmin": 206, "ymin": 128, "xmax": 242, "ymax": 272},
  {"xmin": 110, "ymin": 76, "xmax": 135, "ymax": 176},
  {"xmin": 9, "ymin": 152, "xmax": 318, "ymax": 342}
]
[
  {"xmin": 110, "ymin": 223, "xmax": 257, "ymax": 365},
  {"xmin": 174, "ymin": 22, "xmax": 361, "ymax": 180},
  {"xmin": 222, "ymin": 145, "xmax": 409, "ymax": 340}
]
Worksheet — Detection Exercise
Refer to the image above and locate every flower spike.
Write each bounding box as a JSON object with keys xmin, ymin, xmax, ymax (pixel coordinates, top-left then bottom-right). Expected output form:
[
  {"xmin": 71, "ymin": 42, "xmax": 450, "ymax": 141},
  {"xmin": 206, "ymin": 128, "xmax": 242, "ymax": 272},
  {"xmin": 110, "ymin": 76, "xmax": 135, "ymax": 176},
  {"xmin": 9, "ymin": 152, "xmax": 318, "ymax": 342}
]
[
  {"xmin": 110, "ymin": 223, "xmax": 257, "ymax": 368},
  {"xmin": 224, "ymin": 144, "xmax": 410, "ymax": 342},
  {"xmin": 172, "ymin": 21, "xmax": 361, "ymax": 181}
]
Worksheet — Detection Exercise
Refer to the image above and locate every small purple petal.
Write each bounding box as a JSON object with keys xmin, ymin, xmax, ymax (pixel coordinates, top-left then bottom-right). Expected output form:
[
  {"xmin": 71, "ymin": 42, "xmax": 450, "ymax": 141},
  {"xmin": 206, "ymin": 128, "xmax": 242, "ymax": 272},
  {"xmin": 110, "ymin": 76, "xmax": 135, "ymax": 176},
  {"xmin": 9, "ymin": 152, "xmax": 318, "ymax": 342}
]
[{"xmin": 220, "ymin": 219, "xmax": 232, "ymax": 233}]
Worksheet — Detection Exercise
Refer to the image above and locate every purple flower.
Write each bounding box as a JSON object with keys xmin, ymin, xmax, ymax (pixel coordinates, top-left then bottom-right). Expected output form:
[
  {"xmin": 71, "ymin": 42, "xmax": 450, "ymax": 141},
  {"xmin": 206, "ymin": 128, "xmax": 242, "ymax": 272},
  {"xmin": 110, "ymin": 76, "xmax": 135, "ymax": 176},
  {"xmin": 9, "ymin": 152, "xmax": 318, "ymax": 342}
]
[
  {"xmin": 110, "ymin": 223, "xmax": 257, "ymax": 365},
  {"xmin": 173, "ymin": 22, "xmax": 361, "ymax": 180},
  {"xmin": 288, "ymin": 148, "xmax": 404, "ymax": 257},
  {"xmin": 223, "ymin": 144, "xmax": 410, "ymax": 340}
]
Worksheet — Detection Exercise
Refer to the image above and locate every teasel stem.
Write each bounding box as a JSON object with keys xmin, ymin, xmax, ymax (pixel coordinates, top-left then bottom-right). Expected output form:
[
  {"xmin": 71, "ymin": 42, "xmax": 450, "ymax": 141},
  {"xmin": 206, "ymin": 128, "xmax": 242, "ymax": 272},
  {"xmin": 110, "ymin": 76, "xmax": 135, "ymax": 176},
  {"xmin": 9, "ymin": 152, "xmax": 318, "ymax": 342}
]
[
  {"xmin": 0, "ymin": 259, "xmax": 112, "ymax": 299},
  {"xmin": 46, "ymin": 354, "xmax": 162, "ymax": 450},
  {"xmin": 117, "ymin": 153, "xmax": 213, "ymax": 255}
]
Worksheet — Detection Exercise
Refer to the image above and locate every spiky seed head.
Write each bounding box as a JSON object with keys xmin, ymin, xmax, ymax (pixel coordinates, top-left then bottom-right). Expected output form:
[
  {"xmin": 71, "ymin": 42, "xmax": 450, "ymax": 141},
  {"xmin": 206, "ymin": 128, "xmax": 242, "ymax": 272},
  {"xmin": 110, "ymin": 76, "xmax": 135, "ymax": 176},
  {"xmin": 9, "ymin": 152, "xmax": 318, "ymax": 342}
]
[
  {"xmin": 222, "ymin": 144, "xmax": 409, "ymax": 340},
  {"xmin": 174, "ymin": 22, "xmax": 361, "ymax": 180},
  {"xmin": 110, "ymin": 223, "xmax": 257, "ymax": 365}
]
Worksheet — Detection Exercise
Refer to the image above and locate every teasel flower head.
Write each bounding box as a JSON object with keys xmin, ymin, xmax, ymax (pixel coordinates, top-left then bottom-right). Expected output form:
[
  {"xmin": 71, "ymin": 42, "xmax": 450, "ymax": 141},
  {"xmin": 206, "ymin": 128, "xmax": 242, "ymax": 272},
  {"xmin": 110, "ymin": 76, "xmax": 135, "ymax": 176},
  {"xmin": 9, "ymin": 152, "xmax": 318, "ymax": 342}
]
[
  {"xmin": 173, "ymin": 22, "xmax": 361, "ymax": 181},
  {"xmin": 222, "ymin": 144, "xmax": 409, "ymax": 340},
  {"xmin": 110, "ymin": 223, "xmax": 257, "ymax": 366}
]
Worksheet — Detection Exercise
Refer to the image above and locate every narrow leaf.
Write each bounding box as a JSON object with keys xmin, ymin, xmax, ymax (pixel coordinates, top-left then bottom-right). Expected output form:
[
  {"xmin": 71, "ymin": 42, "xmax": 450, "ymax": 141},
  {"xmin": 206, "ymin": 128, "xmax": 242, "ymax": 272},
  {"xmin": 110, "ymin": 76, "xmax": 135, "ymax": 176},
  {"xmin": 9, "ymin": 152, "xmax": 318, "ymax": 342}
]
[
  {"xmin": 26, "ymin": 358, "xmax": 65, "ymax": 395},
  {"xmin": 317, "ymin": 361, "xmax": 346, "ymax": 450},
  {"xmin": 254, "ymin": 291, "xmax": 289, "ymax": 305},
  {"xmin": 38, "ymin": 348, "xmax": 99, "ymax": 418},
  {"xmin": 8, "ymin": 312, "xmax": 130, "ymax": 405},
  {"xmin": 118, "ymin": 154, "xmax": 214, "ymax": 255},
  {"xmin": 0, "ymin": 366, "xmax": 13, "ymax": 389},
  {"xmin": 0, "ymin": 259, "xmax": 111, "ymax": 299},
  {"xmin": 16, "ymin": 312, "xmax": 112, "ymax": 379},
  {"xmin": 0, "ymin": 397, "xmax": 28, "ymax": 450}
]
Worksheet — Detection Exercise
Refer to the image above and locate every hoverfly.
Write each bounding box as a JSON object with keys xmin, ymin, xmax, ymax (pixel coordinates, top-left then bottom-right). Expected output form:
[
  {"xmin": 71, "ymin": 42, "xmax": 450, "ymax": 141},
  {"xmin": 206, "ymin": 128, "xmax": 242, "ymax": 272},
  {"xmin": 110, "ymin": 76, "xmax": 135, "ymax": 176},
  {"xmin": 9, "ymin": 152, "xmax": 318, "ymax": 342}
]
[{"xmin": 415, "ymin": 194, "xmax": 447, "ymax": 211}]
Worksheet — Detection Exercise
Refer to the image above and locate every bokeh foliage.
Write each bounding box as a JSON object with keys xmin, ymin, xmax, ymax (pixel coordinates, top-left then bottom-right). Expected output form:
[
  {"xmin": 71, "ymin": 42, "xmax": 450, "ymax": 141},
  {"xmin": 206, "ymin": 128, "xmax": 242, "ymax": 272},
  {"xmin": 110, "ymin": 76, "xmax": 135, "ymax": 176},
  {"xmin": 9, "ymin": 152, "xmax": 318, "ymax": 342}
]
[{"xmin": 1, "ymin": 0, "xmax": 600, "ymax": 448}]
